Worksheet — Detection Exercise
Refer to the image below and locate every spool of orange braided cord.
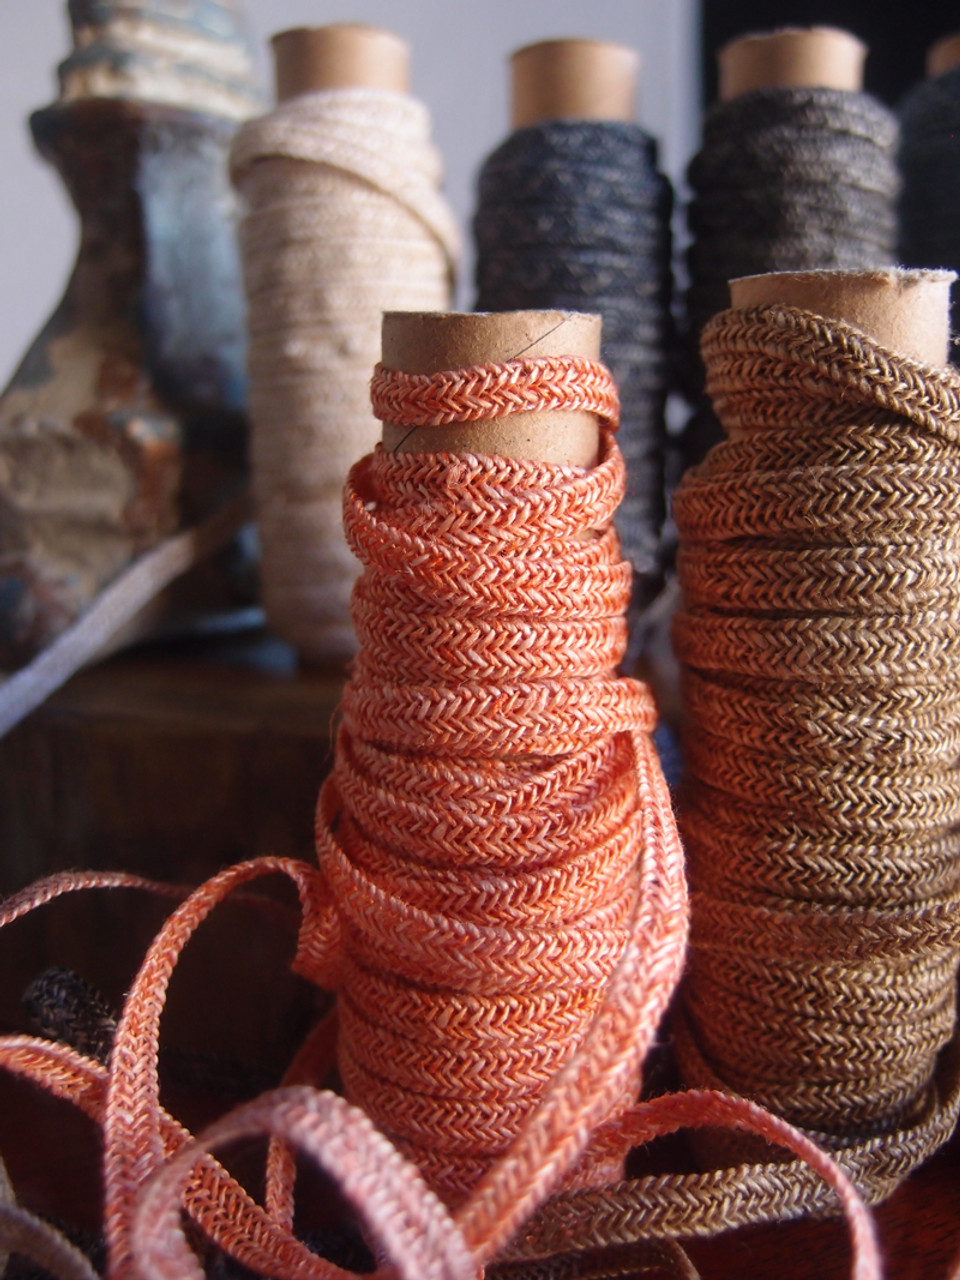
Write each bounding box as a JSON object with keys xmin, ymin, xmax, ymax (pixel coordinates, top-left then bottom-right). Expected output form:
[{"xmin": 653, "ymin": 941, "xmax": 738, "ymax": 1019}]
[{"xmin": 315, "ymin": 309, "xmax": 686, "ymax": 1205}]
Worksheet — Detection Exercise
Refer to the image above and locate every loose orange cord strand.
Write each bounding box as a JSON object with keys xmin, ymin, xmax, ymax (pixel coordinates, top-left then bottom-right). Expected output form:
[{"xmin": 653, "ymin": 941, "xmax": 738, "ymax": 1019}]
[
  {"xmin": 0, "ymin": 357, "xmax": 880, "ymax": 1280},
  {"xmin": 0, "ymin": 871, "xmax": 346, "ymax": 1280}
]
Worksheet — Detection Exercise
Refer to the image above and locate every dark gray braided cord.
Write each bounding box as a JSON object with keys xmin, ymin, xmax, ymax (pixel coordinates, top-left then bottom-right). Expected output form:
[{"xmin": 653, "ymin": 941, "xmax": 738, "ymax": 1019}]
[
  {"xmin": 473, "ymin": 122, "xmax": 674, "ymax": 602},
  {"xmin": 682, "ymin": 86, "xmax": 899, "ymax": 465},
  {"xmin": 899, "ymin": 66, "xmax": 960, "ymax": 353}
]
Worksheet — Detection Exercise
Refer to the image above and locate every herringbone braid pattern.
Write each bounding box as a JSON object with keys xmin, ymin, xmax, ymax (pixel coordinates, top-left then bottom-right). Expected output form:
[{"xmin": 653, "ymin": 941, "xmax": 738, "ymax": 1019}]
[
  {"xmin": 0, "ymin": 354, "xmax": 883, "ymax": 1280},
  {"xmin": 500, "ymin": 1087, "xmax": 881, "ymax": 1278},
  {"xmin": 487, "ymin": 1239, "xmax": 701, "ymax": 1280},
  {"xmin": 323, "ymin": 356, "xmax": 686, "ymax": 1214},
  {"xmin": 471, "ymin": 121, "xmax": 674, "ymax": 593},
  {"xmin": 371, "ymin": 356, "xmax": 619, "ymax": 429},
  {"xmin": 673, "ymin": 304, "xmax": 960, "ymax": 1171},
  {"xmin": 0, "ymin": 830, "xmax": 879, "ymax": 1277},
  {"xmin": 681, "ymin": 87, "xmax": 898, "ymax": 466}
]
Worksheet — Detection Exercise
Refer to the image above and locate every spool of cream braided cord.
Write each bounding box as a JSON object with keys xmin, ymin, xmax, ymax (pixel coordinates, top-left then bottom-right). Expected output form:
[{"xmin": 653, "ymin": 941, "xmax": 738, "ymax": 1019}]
[{"xmin": 230, "ymin": 25, "xmax": 460, "ymax": 662}]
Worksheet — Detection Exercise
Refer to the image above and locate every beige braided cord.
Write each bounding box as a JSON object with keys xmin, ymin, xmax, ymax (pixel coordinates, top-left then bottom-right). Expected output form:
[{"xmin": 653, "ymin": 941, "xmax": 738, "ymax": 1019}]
[
  {"xmin": 671, "ymin": 304, "xmax": 960, "ymax": 1184},
  {"xmin": 0, "ymin": 1145, "xmax": 101, "ymax": 1280},
  {"xmin": 230, "ymin": 89, "xmax": 458, "ymax": 661}
]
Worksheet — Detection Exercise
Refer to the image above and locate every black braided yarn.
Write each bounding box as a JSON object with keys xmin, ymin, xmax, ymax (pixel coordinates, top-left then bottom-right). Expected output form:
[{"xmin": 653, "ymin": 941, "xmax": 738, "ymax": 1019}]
[
  {"xmin": 899, "ymin": 65, "xmax": 960, "ymax": 353},
  {"xmin": 473, "ymin": 121, "xmax": 674, "ymax": 604},
  {"xmin": 683, "ymin": 86, "xmax": 900, "ymax": 465}
]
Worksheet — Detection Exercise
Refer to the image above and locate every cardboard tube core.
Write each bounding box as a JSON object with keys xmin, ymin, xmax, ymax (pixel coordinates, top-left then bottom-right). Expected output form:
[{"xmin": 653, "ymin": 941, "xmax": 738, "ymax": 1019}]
[
  {"xmin": 928, "ymin": 33, "xmax": 960, "ymax": 78},
  {"xmin": 510, "ymin": 40, "xmax": 638, "ymax": 128},
  {"xmin": 380, "ymin": 311, "xmax": 602, "ymax": 465},
  {"xmin": 718, "ymin": 27, "xmax": 865, "ymax": 101},
  {"xmin": 272, "ymin": 25, "xmax": 410, "ymax": 101},
  {"xmin": 730, "ymin": 269, "xmax": 954, "ymax": 367}
]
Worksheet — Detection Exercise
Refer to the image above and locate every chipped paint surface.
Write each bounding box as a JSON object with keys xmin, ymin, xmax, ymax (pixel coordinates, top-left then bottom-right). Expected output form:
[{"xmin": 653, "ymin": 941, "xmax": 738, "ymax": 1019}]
[
  {"xmin": 60, "ymin": 0, "xmax": 260, "ymax": 119},
  {"xmin": 0, "ymin": 7, "xmax": 255, "ymax": 663}
]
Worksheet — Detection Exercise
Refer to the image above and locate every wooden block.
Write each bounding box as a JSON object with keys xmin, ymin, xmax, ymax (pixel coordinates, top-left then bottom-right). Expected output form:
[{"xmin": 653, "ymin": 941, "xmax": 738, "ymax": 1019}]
[{"xmin": 0, "ymin": 641, "xmax": 342, "ymax": 890}]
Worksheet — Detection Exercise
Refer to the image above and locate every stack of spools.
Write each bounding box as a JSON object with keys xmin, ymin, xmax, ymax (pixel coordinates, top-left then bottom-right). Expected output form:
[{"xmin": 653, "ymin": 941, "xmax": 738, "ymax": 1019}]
[
  {"xmin": 473, "ymin": 40, "xmax": 673, "ymax": 606},
  {"xmin": 900, "ymin": 32, "xmax": 960, "ymax": 352},
  {"xmin": 682, "ymin": 27, "xmax": 899, "ymax": 465},
  {"xmin": 674, "ymin": 267, "xmax": 960, "ymax": 1204},
  {"xmin": 231, "ymin": 25, "xmax": 459, "ymax": 663}
]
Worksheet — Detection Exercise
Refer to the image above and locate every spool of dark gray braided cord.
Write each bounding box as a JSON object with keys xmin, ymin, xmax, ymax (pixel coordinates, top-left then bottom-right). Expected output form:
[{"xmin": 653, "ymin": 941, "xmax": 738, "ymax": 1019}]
[
  {"xmin": 682, "ymin": 86, "xmax": 899, "ymax": 466},
  {"xmin": 899, "ymin": 64, "xmax": 960, "ymax": 355},
  {"xmin": 473, "ymin": 121, "xmax": 674, "ymax": 608}
]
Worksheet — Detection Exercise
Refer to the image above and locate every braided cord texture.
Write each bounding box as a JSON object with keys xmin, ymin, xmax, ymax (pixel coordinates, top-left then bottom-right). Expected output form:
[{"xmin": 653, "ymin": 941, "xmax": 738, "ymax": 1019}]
[
  {"xmin": 473, "ymin": 122, "xmax": 673, "ymax": 594},
  {"xmin": 317, "ymin": 355, "xmax": 686, "ymax": 1212},
  {"xmin": 683, "ymin": 87, "xmax": 899, "ymax": 465},
  {"xmin": 230, "ymin": 88, "xmax": 458, "ymax": 662},
  {"xmin": 899, "ymin": 66, "xmax": 960, "ymax": 352},
  {"xmin": 0, "ymin": 357, "xmax": 888, "ymax": 1280},
  {"xmin": 672, "ymin": 305, "xmax": 960, "ymax": 1181}
]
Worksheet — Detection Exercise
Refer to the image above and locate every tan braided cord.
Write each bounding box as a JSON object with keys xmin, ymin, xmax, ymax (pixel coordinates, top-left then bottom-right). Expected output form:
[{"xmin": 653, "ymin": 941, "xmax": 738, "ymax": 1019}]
[
  {"xmin": 0, "ymin": 1145, "xmax": 100, "ymax": 1280},
  {"xmin": 488, "ymin": 1237, "xmax": 700, "ymax": 1279},
  {"xmin": 670, "ymin": 303, "xmax": 960, "ymax": 1182},
  {"xmin": 498, "ymin": 1035, "xmax": 960, "ymax": 1264}
]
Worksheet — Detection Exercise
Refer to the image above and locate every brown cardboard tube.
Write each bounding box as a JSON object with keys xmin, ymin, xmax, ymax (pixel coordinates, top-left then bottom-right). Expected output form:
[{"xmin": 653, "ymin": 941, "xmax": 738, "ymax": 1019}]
[
  {"xmin": 928, "ymin": 33, "xmax": 960, "ymax": 78},
  {"xmin": 271, "ymin": 25, "xmax": 410, "ymax": 102},
  {"xmin": 730, "ymin": 269, "xmax": 954, "ymax": 367},
  {"xmin": 510, "ymin": 40, "xmax": 638, "ymax": 128},
  {"xmin": 380, "ymin": 311, "xmax": 602, "ymax": 466},
  {"xmin": 718, "ymin": 27, "xmax": 865, "ymax": 101}
]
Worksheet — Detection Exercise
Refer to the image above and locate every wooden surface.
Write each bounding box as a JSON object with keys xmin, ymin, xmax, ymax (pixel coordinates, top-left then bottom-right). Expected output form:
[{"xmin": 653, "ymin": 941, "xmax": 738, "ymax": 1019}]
[
  {"xmin": 0, "ymin": 641, "xmax": 957, "ymax": 1275},
  {"xmin": 0, "ymin": 634, "xmax": 342, "ymax": 890}
]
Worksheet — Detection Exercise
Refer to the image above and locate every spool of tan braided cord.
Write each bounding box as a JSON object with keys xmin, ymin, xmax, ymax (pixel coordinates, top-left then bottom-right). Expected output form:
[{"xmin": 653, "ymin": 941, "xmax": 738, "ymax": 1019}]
[
  {"xmin": 672, "ymin": 268, "xmax": 960, "ymax": 1191},
  {"xmin": 230, "ymin": 26, "xmax": 459, "ymax": 663}
]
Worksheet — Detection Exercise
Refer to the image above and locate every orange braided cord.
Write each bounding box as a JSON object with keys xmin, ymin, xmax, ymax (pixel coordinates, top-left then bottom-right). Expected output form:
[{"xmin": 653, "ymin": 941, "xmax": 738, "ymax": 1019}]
[
  {"xmin": 129, "ymin": 1085, "xmax": 884, "ymax": 1280},
  {"xmin": 0, "ymin": 1036, "xmax": 338, "ymax": 1280},
  {"xmin": 313, "ymin": 356, "xmax": 686, "ymax": 1221},
  {"xmin": 370, "ymin": 356, "xmax": 619, "ymax": 428},
  {"xmin": 102, "ymin": 856, "xmax": 338, "ymax": 1280},
  {"xmin": 133, "ymin": 1087, "xmax": 479, "ymax": 1280},
  {"xmin": 0, "ymin": 871, "xmax": 347, "ymax": 1280},
  {"xmin": 508, "ymin": 1089, "xmax": 880, "ymax": 1280},
  {"xmin": 0, "ymin": 354, "xmax": 884, "ymax": 1280}
]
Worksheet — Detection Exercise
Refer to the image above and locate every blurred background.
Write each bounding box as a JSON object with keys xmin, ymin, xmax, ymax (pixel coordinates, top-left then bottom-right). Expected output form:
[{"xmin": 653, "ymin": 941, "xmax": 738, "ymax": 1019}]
[
  {"xmin": 1, "ymin": 1, "xmax": 951, "ymax": 387},
  {"xmin": 0, "ymin": 0, "xmax": 700, "ymax": 383}
]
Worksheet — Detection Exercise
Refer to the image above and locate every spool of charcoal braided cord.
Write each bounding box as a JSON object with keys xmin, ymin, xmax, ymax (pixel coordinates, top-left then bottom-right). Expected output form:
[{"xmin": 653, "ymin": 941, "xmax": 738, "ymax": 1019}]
[
  {"xmin": 230, "ymin": 25, "xmax": 459, "ymax": 663},
  {"xmin": 314, "ymin": 308, "xmax": 688, "ymax": 1210},
  {"xmin": 672, "ymin": 267, "xmax": 960, "ymax": 1192},
  {"xmin": 899, "ymin": 33, "xmax": 960, "ymax": 355},
  {"xmin": 682, "ymin": 28, "xmax": 899, "ymax": 468},
  {"xmin": 473, "ymin": 41, "xmax": 674, "ymax": 608}
]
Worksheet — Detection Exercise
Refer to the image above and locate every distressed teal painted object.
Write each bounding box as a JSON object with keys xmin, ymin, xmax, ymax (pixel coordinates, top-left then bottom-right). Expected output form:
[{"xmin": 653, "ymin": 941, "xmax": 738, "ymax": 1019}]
[
  {"xmin": 61, "ymin": 0, "xmax": 260, "ymax": 118},
  {"xmin": 0, "ymin": 1, "xmax": 260, "ymax": 664}
]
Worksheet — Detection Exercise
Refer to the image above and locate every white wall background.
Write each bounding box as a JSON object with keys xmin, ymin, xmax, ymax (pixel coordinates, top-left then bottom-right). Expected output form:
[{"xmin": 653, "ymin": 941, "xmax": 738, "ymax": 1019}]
[{"xmin": 0, "ymin": 0, "xmax": 700, "ymax": 385}]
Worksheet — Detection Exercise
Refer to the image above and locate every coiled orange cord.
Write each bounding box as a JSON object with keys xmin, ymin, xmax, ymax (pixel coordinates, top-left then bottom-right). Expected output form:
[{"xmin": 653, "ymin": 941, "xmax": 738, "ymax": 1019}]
[
  {"xmin": 0, "ymin": 357, "xmax": 881, "ymax": 1280},
  {"xmin": 318, "ymin": 357, "xmax": 677, "ymax": 1206}
]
